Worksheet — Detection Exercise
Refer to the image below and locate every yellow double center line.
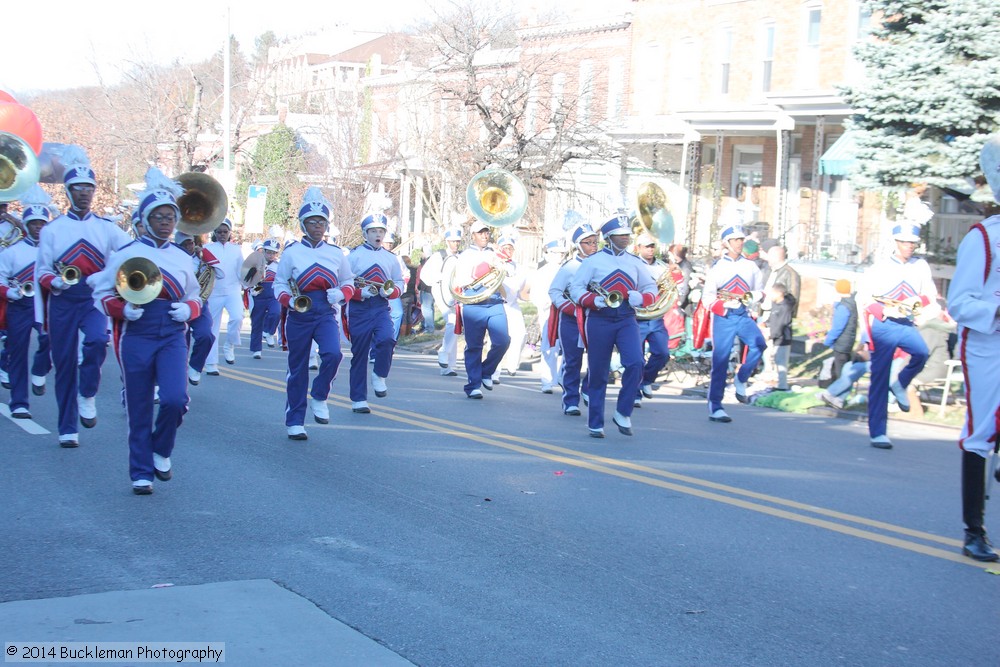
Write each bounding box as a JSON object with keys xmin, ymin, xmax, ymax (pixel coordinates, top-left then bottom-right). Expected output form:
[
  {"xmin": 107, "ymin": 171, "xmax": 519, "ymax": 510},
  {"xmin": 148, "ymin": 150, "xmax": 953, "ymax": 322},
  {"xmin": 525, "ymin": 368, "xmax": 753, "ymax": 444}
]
[{"xmin": 221, "ymin": 366, "xmax": 996, "ymax": 571}]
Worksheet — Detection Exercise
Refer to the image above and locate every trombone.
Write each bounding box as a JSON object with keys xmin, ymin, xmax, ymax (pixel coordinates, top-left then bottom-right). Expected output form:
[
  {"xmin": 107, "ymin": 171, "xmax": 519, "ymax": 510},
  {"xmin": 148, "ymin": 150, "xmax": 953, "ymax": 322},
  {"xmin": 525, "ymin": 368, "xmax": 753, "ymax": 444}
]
[
  {"xmin": 288, "ymin": 278, "xmax": 312, "ymax": 313},
  {"xmin": 54, "ymin": 261, "xmax": 81, "ymax": 286},
  {"xmin": 587, "ymin": 281, "xmax": 623, "ymax": 308}
]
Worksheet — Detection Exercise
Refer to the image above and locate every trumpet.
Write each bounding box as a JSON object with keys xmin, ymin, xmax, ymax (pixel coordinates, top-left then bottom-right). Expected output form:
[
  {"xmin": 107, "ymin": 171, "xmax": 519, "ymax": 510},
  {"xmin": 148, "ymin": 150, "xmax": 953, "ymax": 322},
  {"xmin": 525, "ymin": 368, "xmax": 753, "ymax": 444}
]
[
  {"xmin": 54, "ymin": 261, "xmax": 81, "ymax": 286},
  {"xmin": 354, "ymin": 277, "xmax": 396, "ymax": 294},
  {"xmin": 717, "ymin": 289, "xmax": 754, "ymax": 306},
  {"xmin": 588, "ymin": 282, "xmax": 623, "ymax": 308},
  {"xmin": 288, "ymin": 278, "xmax": 311, "ymax": 313},
  {"xmin": 874, "ymin": 295, "xmax": 922, "ymax": 318},
  {"xmin": 9, "ymin": 279, "xmax": 35, "ymax": 298}
]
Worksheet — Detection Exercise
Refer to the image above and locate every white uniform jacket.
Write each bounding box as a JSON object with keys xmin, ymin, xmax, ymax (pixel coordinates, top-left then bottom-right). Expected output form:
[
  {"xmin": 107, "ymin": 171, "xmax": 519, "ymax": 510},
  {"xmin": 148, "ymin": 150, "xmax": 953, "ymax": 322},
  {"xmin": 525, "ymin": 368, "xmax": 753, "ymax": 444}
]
[
  {"xmin": 348, "ymin": 243, "xmax": 404, "ymax": 300},
  {"xmin": 858, "ymin": 253, "xmax": 940, "ymax": 322},
  {"xmin": 0, "ymin": 236, "xmax": 40, "ymax": 300},
  {"xmin": 273, "ymin": 238, "xmax": 356, "ymax": 306},
  {"xmin": 89, "ymin": 237, "xmax": 202, "ymax": 322},
  {"xmin": 701, "ymin": 254, "xmax": 763, "ymax": 315},
  {"xmin": 203, "ymin": 240, "xmax": 244, "ymax": 297},
  {"xmin": 35, "ymin": 211, "xmax": 131, "ymax": 291},
  {"xmin": 549, "ymin": 257, "xmax": 584, "ymax": 317},
  {"xmin": 568, "ymin": 248, "xmax": 657, "ymax": 310}
]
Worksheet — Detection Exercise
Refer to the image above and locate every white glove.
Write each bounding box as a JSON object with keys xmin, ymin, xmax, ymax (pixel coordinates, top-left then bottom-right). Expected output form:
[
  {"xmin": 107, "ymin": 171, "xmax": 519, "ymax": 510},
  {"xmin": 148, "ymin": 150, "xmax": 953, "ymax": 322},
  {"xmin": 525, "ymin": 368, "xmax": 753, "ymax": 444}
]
[
  {"xmin": 593, "ymin": 296, "xmax": 607, "ymax": 309},
  {"xmin": 6, "ymin": 288, "xmax": 23, "ymax": 301},
  {"xmin": 50, "ymin": 277, "xmax": 67, "ymax": 291},
  {"xmin": 327, "ymin": 288, "xmax": 345, "ymax": 305},
  {"xmin": 379, "ymin": 286, "xmax": 393, "ymax": 298},
  {"xmin": 627, "ymin": 290, "xmax": 643, "ymax": 308},
  {"xmin": 362, "ymin": 285, "xmax": 379, "ymax": 299},
  {"xmin": 123, "ymin": 303, "xmax": 144, "ymax": 321},
  {"xmin": 723, "ymin": 299, "xmax": 742, "ymax": 310},
  {"xmin": 169, "ymin": 302, "xmax": 192, "ymax": 322}
]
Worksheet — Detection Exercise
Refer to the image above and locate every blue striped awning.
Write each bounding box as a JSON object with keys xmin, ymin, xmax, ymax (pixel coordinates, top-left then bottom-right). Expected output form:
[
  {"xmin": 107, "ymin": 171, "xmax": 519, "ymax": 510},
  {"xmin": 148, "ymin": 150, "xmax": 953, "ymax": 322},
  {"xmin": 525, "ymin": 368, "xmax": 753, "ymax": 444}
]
[{"xmin": 819, "ymin": 131, "xmax": 857, "ymax": 176}]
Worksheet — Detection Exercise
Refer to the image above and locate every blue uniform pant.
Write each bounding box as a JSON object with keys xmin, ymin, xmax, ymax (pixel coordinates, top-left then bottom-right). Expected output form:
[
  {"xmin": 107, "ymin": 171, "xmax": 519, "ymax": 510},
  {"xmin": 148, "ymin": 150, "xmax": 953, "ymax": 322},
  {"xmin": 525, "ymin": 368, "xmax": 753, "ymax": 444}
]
[
  {"xmin": 558, "ymin": 313, "xmax": 589, "ymax": 411},
  {"xmin": 708, "ymin": 308, "xmax": 766, "ymax": 413},
  {"xmin": 186, "ymin": 307, "xmax": 215, "ymax": 372},
  {"xmin": 638, "ymin": 318, "xmax": 670, "ymax": 390},
  {"xmin": 284, "ymin": 291, "xmax": 342, "ymax": 427},
  {"xmin": 461, "ymin": 300, "xmax": 510, "ymax": 395},
  {"xmin": 867, "ymin": 317, "xmax": 928, "ymax": 438},
  {"xmin": 120, "ymin": 300, "xmax": 189, "ymax": 483},
  {"xmin": 584, "ymin": 310, "xmax": 642, "ymax": 430},
  {"xmin": 348, "ymin": 299, "xmax": 396, "ymax": 402},
  {"xmin": 249, "ymin": 295, "xmax": 280, "ymax": 353},
  {"xmin": 48, "ymin": 282, "xmax": 109, "ymax": 435},
  {"xmin": 3, "ymin": 301, "xmax": 51, "ymax": 412}
]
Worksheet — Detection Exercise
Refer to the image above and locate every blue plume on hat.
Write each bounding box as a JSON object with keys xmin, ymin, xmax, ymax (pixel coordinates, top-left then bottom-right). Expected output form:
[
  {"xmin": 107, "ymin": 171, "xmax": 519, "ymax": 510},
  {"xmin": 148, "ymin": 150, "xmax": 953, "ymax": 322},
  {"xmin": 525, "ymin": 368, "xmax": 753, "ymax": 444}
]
[
  {"xmin": 137, "ymin": 167, "xmax": 182, "ymax": 227},
  {"xmin": 61, "ymin": 145, "xmax": 96, "ymax": 187},
  {"xmin": 19, "ymin": 184, "xmax": 53, "ymax": 223},
  {"xmin": 298, "ymin": 187, "xmax": 331, "ymax": 226},
  {"xmin": 562, "ymin": 209, "xmax": 585, "ymax": 231}
]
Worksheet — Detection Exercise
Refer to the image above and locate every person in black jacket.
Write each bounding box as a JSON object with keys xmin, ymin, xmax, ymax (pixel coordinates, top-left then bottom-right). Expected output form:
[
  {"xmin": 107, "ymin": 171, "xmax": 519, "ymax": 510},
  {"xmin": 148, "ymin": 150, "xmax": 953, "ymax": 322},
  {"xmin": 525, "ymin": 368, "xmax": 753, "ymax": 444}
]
[
  {"xmin": 823, "ymin": 278, "xmax": 858, "ymax": 383},
  {"xmin": 766, "ymin": 283, "xmax": 796, "ymax": 391}
]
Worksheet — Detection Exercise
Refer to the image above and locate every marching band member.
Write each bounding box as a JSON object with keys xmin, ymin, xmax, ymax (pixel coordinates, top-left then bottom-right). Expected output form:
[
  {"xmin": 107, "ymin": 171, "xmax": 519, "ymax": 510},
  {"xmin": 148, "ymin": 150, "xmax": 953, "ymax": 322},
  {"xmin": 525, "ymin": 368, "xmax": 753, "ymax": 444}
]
[
  {"xmin": 248, "ymin": 238, "xmax": 281, "ymax": 359},
  {"xmin": 947, "ymin": 136, "xmax": 1000, "ymax": 562},
  {"xmin": 453, "ymin": 220, "xmax": 511, "ymax": 399},
  {"xmin": 569, "ymin": 214, "xmax": 657, "ymax": 437},
  {"xmin": 857, "ymin": 223, "xmax": 938, "ymax": 449},
  {"xmin": 203, "ymin": 219, "xmax": 244, "ymax": 372},
  {"xmin": 0, "ymin": 186, "xmax": 53, "ymax": 417},
  {"xmin": 89, "ymin": 168, "xmax": 202, "ymax": 494},
  {"xmin": 633, "ymin": 233, "xmax": 671, "ymax": 405},
  {"xmin": 173, "ymin": 231, "xmax": 219, "ymax": 385},
  {"xmin": 423, "ymin": 227, "xmax": 463, "ymax": 376},
  {"xmin": 527, "ymin": 238, "xmax": 567, "ymax": 393},
  {"xmin": 493, "ymin": 232, "xmax": 526, "ymax": 380},
  {"xmin": 347, "ymin": 214, "xmax": 403, "ymax": 413},
  {"xmin": 548, "ymin": 224, "xmax": 598, "ymax": 415},
  {"xmin": 700, "ymin": 223, "xmax": 766, "ymax": 424},
  {"xmin": 35, "ymin": 145, "xmax": 131, "ymax": 447},
  {"xmin": 273, "ymin": 187, "xmax": 356, "ymax": 440}
]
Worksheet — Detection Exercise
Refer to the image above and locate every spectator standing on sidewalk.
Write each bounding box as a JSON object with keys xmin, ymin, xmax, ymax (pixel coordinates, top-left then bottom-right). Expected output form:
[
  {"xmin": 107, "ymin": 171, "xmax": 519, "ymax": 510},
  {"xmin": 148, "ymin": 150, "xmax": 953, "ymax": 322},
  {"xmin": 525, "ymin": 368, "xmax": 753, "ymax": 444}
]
[{"xmin": 824, "ymin": 279, "xmax": 858, "ymax": 383}]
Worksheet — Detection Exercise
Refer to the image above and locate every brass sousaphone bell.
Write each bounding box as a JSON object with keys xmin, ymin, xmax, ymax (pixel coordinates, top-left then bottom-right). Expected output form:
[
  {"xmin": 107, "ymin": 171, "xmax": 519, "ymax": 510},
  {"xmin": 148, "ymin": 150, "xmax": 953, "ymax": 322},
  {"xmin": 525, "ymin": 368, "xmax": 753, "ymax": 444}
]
[
  {"xmin": 466, "ymin": 168, "xmax": 528, "ymax": 229},
  {"xmin": 634, "ymin": 182, "xmax": 675, "ymax": 245},
  {"xmin": 176, "ymin": 172, "xmax": 230, "ymax": 236},
  {"xmin": 115, "ymin": 257, "xmax": 163, "ymax": 305},
  {"xmin": 0, "ymin": 131, "xmax": 41, "ymax": 203}
]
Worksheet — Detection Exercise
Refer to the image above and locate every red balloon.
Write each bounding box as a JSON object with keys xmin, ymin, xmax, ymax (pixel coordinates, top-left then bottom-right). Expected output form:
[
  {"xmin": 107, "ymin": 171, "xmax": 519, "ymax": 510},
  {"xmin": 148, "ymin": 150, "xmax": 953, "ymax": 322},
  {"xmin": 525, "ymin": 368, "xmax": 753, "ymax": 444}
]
[
  {"xmin": 0, "ymin": 102, "xmax": 43, "ymax": 155},
  {"xmin": 0, "ymin": 90, "xmax": 17, "ymax": 104}
]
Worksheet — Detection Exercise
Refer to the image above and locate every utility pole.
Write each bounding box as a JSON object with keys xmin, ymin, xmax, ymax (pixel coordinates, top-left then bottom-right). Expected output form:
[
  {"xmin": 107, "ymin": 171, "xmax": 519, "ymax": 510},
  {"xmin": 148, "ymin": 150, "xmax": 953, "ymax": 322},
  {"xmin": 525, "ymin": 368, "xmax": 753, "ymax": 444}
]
[{"xmin": 223, "ymin": 5, "xmax": 232, "ymax": 174}]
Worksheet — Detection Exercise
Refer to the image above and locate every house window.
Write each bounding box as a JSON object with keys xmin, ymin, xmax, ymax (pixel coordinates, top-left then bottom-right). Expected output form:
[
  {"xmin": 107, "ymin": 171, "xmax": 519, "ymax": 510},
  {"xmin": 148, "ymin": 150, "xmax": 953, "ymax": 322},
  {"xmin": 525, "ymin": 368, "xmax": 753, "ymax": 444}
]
[
  {"xmin": 760, "ymin": 22, "xmax": 776, "ymax": 93},
  {"xmin": 718, "ymin": 26, "xmax": 733, "ymax": 95},
  {"xmin": 606, "ymin": 57, "xmax": 625, "ymax": 120},
  {"xmin": 671, "ymin": 38, "xmax": 699, "ymax": 106},
  {"xmin": 524, "ymin": 76, "xmax": 537, "ymax": 134},
  {"xmin": 799, "ymin": 4, "xmax": 822, "ymax": 86},
  {"xmin": 552, "ymin": 72, "xmax": 566, "ymax": 121}
]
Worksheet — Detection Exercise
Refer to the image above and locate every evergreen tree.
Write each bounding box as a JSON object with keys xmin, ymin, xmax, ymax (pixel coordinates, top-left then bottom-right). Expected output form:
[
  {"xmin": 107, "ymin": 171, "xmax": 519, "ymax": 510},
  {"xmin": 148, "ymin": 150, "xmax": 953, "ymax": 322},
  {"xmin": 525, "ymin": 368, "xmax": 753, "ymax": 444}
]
[
  {"xmin": 842, "ymin": 0, "xmax": 1000, "ymax": 189},
  {"xmin": 236, "ymin": 124, "xmax": 305, "ymax": 235}
]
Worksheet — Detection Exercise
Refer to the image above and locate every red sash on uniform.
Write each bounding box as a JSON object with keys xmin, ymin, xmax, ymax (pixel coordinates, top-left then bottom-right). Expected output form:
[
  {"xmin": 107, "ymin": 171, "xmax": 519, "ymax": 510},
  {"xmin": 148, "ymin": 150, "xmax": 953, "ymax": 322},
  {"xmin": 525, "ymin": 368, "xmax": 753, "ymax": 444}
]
[
  {"xmin": 576, "ymin": 308, "xmax": 588, "ymax": 350},
  {"xmin": 546, "ymin": 304, "xmax": 559, "ymax": 347},
  {"xmin": 279, "ymin": 306, "xmax": 289, "ymax": 351},
  {"xmin": 454, "ymin": 304, "xmax": 463, "ymax": 335},
  {"xmin": 341, "ymin": 303, "xmax": 351, "ymax": 342},
  {"xmin": 692, "ymin": 301, "xmax": 711, "ymax": 349},
  {"xmin": 0, "ymin": 299, "xmax": 6, "ymax": 330}
]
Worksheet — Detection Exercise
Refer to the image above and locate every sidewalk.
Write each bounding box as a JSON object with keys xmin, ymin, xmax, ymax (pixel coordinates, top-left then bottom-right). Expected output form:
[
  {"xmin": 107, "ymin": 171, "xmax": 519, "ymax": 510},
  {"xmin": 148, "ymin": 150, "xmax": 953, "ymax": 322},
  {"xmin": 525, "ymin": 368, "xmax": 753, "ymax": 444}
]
[{"xmin": 0, "ymin": 580, "xmax": 414, "ymax": 666}]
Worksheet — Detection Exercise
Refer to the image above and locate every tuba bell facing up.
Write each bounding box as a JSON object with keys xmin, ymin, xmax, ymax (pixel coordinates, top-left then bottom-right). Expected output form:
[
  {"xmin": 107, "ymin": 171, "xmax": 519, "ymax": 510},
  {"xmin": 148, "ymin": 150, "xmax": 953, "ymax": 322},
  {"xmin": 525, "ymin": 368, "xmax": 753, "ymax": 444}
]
[
  {"xmin": 0, "ymin": 132, "xmax": 41, "ymax": 203},
  {"xmin": 466, "ymin": 169, "xmax": 528, "ymax": 229},
  {"xmin": 634, "ymin": 182, "xmax": 675, "ymax": 245}
]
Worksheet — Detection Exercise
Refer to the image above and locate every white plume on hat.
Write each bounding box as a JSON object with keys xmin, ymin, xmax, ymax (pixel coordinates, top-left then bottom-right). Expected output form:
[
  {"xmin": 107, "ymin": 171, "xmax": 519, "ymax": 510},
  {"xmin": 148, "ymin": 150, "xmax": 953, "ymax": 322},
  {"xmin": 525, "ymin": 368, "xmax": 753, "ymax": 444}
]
[
  {"xmin": 61, "ymin": 144, "xmax": 96, "ymax": 187},
  {"xmin": 297, "ymin": 186, "xmax": 331, "ymax": 231},
  {"xmin": 980, "ymin": 135, "xmax": 1000, "ymax": 202},
  {"xmin": 136, "ymin": 167, "xmax": 182, "ymax": 239},
  {"xmin": 19, "ymin": 184, "xmax": 53, "ymax": 223}
]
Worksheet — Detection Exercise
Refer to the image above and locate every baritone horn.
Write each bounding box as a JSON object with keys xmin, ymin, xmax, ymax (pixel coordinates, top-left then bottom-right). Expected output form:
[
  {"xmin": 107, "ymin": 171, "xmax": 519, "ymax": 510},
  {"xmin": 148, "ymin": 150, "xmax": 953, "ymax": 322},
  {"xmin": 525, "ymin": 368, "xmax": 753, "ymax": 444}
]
[
  {"xmin": 588, "ymin": 281, "xmax": 623, "ymax": 308},
  {"xmin": 176, "ymin": 172, "xmax": 229, "ymax": 236},
  {"xmin": 0, "ymin": 223, "xmax": 24, "ymax": 248},
  {"xmin": 451, "ymin": 261, "xmax": 506, "ymax": 305},
  {"xmin": 635, "ymin": 271, "xmax": 679, "ymax": 320},
  {"xmin": 466, "ymin": 168, "xmax": 528, "ymax": 228},
  {"xmin": 115, "ymin": 257, "xmax": 162, "ymax": 305}
]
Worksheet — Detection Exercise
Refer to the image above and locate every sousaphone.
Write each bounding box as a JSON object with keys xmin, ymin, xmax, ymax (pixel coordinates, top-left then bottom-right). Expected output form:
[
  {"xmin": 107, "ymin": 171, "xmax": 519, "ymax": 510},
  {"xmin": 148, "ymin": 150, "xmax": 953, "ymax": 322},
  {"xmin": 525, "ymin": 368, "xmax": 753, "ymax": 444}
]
[{"xmin": 176, "ymin": 172, "xmax": 229, "ymax": 236}]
